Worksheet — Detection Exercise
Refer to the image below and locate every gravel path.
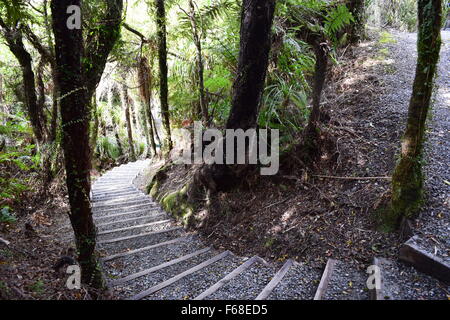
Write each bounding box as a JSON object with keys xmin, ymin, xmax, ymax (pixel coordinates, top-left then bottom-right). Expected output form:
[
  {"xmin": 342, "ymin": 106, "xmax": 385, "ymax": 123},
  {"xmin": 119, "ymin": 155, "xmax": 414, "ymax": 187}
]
[
  {"xmin": 376, "ymin": 258, "xmax": 447, "ymax": 300},
  {"xmin": 321, "ymin": 260, "xmax": 368, "ymax": 300},
  {"xmin": 416, "ymin": 30, "xmax": 450, "ymax": 263},
  {"xmin": 268, "ymin": 262, "xmax": 322, "ymax": 300},
  {"xmin": 90, "ymin": 32, "xmax": 450, "ymax": 301}
]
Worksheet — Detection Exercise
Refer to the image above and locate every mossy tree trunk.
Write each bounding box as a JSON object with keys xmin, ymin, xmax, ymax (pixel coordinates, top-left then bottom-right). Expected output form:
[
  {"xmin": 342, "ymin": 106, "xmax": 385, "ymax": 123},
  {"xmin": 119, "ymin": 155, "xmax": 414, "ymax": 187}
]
[
  {"xmin": 389, "ymin": 0, "xmax": 442, "ymax": 228},
  {"xmin": 155, "ymin": 0, "xmax": 173, "ymax": 154},
  {"xmin": 51, "ymin": 0, "xmax": 123, "ymax": 288}
]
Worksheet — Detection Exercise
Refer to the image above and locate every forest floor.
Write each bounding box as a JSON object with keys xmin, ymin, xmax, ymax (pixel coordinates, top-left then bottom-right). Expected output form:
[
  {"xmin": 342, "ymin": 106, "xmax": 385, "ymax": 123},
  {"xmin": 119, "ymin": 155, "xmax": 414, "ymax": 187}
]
[
  {"xmin": 154, "ymin": 28, "xmax": 450, "ymax": 273},
  {"xmin": 0, "ymin": 172, "xmax": 102, "ymax": 299}
]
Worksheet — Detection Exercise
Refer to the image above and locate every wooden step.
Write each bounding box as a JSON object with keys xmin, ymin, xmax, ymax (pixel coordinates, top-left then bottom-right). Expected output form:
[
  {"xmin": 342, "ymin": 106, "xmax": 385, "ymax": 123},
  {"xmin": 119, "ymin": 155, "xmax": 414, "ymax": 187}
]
[
  {"xmin": 101, "ymin": 236, "xmax": 189, "ymax": 262},
  {"xmin": 255, "ymin": 259, "xmax": 294, "ymax": 300},
  {"xmin": 111, "ymin": 247, "xmax": 211, "ymax": 286},
  {"xmin": 194, "ymin": 256, "xmax": 265, "ymax": 300},
  {"xmin": 399, "ymin": 236, "xmax": 450, "ymax": 284},
  {"xmin": 98, "ymin": 227, "xmax": 182, "ymax": 245},
  {"xmin": 314, "ymin": 259, "xmax": 337, "ymax": 300},
  {"xmin": 129, "ymin": 251, "xmax": 232, "ymax": 300}
]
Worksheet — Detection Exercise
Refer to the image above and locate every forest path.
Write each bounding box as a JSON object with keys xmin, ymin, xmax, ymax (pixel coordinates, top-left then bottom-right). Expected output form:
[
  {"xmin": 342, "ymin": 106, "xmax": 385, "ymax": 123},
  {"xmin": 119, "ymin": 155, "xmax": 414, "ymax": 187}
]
[
  {"xmin": 385, "ymin": 30, "xmax": 450, "ymax": 263},
  {"xmin": 416, "ymin": 29, "xmax": 450, "ymax": 263},
  {"xmin": 87, "ymin": 31, "xmax": 450, "ymax": 301}
]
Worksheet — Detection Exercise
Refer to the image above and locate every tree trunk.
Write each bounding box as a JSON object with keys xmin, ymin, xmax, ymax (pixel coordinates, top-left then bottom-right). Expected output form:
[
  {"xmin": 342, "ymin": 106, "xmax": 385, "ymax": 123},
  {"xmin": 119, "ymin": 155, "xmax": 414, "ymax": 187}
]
[
  {"xmin": 196, "ymin": 0, "xmax": 276, "ymax": 193},
  {"xmin": 346, "ymin": 0, "xmax": 366, "ymax": 44},
  {"xmin": 140, "ymin": 103, "xmax": 154, "ymax": 157},
  {"xmin": 155, "ymin": 0, "xmax": 173, "ymax": 153},
  {"xmin": 188, "ymin": 0, "xmax": 208, "ymax": 123},
  {"xmin": 226, "ymin": 0, "xmax": 276, "ymax": 131},
  {"xmin": 146, "ymin": 105, "xmax": 158, "ymax": 156},
  {"xmin": 150, "ymin": 110, "xmax": 162, "ymax": 148},
  {"xmin": 389, "ymin": 0, "xmax": 442, "ymax": 228},
  {"xmin": 90, "ymin": 95, "xmax": 99, "ymax": 155},
  {"xmin": 0, "ymin": 21, "xmax": 47, "ymax": 144},
  {"xmin": 108, "ymin": 87, "xmax": 124, "ymax": 157},
  {"xmin": 51, "ymin": 0, "xmax": 123, "ymax": 288},
  {"xmin": 120, "ymin": 75, "xmax": 136, "ymax": 161},
  {"xmin": 305, "ymin": 40, "xmax": 329, "ymax": 140},
  {"xmin": 51, "ymin": 0, "xmax": 100, "ymax": 287}
]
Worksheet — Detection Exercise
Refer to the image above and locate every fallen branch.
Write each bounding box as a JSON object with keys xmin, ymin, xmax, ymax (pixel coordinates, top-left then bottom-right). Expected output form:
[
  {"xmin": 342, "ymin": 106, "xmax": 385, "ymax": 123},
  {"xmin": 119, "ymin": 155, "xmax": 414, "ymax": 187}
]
[{"xmin": 313, "ymin": 175, "xmax": 392, "ymax": 180}]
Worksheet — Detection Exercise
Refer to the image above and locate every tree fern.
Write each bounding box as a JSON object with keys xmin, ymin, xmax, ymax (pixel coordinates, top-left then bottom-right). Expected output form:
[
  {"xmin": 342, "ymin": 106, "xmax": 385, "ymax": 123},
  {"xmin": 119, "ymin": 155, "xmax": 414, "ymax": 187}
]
[{"xmin": 324, "ymin": 4, "xmax": 355, "ymax": 38}]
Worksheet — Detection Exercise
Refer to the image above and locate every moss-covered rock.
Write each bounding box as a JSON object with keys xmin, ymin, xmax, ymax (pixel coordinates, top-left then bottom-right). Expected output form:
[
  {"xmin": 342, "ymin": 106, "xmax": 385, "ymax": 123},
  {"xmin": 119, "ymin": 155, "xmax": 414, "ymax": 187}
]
[{"xmin": 161, "ymin": 184, "xmax": 194, "ymax": 226}]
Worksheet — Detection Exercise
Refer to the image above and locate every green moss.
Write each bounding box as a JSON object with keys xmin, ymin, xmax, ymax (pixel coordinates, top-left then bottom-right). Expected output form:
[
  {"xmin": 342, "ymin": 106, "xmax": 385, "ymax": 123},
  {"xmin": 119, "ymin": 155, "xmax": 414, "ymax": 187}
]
[
  {"xmin": 149, "ymin": 180, "xmax": 159, "ymax": 198},
  {"xmin": 378, "ymin": 31, "xmax": 397, "ymax": 44},
  {"xmin": 161, "ymin": 184, "xmax": 194, "ymax": 226},
  {"xmin": 385, "ymin": 156, "xmax": 424, "ymax": 229}
]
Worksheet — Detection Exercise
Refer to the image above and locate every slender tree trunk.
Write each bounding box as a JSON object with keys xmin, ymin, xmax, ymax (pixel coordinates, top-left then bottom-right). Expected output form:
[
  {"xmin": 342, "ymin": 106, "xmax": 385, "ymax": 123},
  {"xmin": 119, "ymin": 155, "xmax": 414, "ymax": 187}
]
[
  {"xmin": 0, "ymin": 21, "xmax": 47, "ymax": 144},
  {"xmin": 48, "ymin": 73, "xmax": 60, "ymax": 143},
  {"xmin": 140, "ymin": 103, "xmax": 154, "ymax": 157},
  {"xmin": 346, "ymin": 0, "xmax": 366, "ymax": 43},
  {"xmin": 120, "ymin": 75, "xmax": 136, "ymax": 161},
  {"xmin": 108, "ymin": 87, "xmax": 124, "ymax": 157},
  {"xmin": 51, "ymin": 0, "xmax": 101, "ymax": 287},
  {"xmin": 137, "ymin": 56, "xmax": 157, "ymax": 156},
  {"xmin": 90, "ymin": 95, "xmax": 99, "ymax": 154},
  {"xmin": 155, "ymin": 0, "xmax": 173, "ymax": 153},
  {"xmin": 0, "ymin": 73, "xmax": 4, "ymax": 126},
  {"xmin": 150, "ymin": 111, "xmax": 162, "ymax": 148},
  {"xmin": 306, "ymin": 40, "xmax": 328, "ymax": 139},
  {"xmin": 146, "ymin": 106, "xmax": 157, "ymax": 155},
  {"xmin": 188, "ymin": 0, "xmax": 208, "ymax": 123},
  {"xmin": 389, "ymin": 0, "xmax": 442, "ymax": 228}
]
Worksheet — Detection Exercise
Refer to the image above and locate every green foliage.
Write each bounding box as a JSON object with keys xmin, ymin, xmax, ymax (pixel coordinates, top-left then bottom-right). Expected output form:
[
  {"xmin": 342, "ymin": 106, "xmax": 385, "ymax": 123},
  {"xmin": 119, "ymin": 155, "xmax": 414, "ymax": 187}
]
[
  {"xmin": 368, "ymin": 0, "xmax": 418, "ymax": 32},
  {"xmin": 97, "ymin": 136, "xmax": 122, "ymax": 160},
  {"xmin": 0, "ymin": 207, "xmax": 16, "ymax": 224},
  {"xmin": 29, "ymin": 279, "xmax": 45, "ymax": 295},
  {"xmin": 323, "ymin": 4, "xmax": 355, "ymax": 42}
]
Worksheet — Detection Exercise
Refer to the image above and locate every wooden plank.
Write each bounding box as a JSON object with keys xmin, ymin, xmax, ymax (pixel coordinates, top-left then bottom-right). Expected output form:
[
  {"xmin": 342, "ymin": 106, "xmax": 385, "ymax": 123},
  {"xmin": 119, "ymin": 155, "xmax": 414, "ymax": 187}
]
[
  {"xmin": 399, "ymin": 236, "xmax": 450, "ymax": 284},
  {"xmin": 96, "ymin": 213, "xmax": 165, "ymax": 227},
  {"xmin": 93, "ymin": 195, "xmax": 147, "ymax": 206},
  {"xmin": 94, "ymin": 200, "xmax": 153, "ymax": 210},
  {"xmin": 97, "ymin": 219, "xmax": 171, "ymax": 235},
  {"xmin": 129, "ymin": 251, "xmax": 232, "ymax": 300},
  {"xmin": 93, "ymin": 202, "xmax": 153, "ymax": 214},
  {"xmin": 101, "ymin": 236, "xmax": 188, "ymax": 262},
  {"xmin": 94, "ymin": 208, "xmax": 157, "ymax": 221},
  {"xmin": 111, "ymin": 247, "xmax": 211, "ymax": 286},
  {"xmin": 313, "ymin": 259, "xmax": 337, "ymax": 300},
  {"xmin": 255, "ymin": 259, "xmax": 293, "ymax": 300},
  {"xmin": 98, "ymin": 227, "xmax": 182, "ymax": 245},
  {"xmin": 194, "ymin": 256, "xmax": 262, "ymax": 300}
]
